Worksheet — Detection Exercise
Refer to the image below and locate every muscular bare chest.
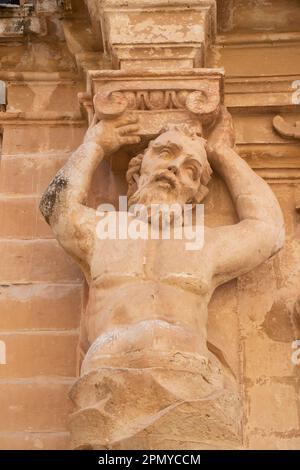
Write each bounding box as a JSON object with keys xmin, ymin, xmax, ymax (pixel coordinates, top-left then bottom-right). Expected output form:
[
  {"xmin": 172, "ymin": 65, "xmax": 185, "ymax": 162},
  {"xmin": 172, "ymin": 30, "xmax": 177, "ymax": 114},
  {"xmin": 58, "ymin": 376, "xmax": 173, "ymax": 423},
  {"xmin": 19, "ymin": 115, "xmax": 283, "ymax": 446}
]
[{"xmin": 91, "ymin": 233, "xmax": 213, "ymax": 295}]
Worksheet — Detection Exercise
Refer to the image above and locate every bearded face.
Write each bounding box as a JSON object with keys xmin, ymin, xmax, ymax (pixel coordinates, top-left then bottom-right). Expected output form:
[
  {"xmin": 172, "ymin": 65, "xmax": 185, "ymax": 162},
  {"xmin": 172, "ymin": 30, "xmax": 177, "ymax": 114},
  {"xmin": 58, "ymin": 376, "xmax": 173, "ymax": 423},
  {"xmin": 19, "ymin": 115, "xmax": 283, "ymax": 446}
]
[{"xmin": 128, "ymin": 130, "xmax": 211, "ymax": 208}]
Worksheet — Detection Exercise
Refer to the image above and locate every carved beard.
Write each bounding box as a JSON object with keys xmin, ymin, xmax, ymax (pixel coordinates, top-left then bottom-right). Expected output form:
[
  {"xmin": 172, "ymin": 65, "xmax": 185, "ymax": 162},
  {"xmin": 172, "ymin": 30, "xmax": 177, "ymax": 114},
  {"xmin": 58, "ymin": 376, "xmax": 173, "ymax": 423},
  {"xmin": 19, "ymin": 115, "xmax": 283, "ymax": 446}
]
[
  {"xmin": 128, "ymin": 174, "xmax": 209, "ymax": 227},
  {"xmin": 128, "ymin": 171, "xmax": 181, "ymax": 208},
  {"xmin": 128, "ymin": 169, "xmax": 210, "ymax": 210}
]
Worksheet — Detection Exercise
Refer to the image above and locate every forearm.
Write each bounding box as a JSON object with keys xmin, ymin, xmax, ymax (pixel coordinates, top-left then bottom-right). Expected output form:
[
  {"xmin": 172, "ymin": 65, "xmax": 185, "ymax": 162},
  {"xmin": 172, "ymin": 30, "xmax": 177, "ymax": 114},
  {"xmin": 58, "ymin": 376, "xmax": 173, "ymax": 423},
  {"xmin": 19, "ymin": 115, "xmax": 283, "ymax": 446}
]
[{"xmin": 210, "ymin": 145, "xmax": 284, "ymax": 229}]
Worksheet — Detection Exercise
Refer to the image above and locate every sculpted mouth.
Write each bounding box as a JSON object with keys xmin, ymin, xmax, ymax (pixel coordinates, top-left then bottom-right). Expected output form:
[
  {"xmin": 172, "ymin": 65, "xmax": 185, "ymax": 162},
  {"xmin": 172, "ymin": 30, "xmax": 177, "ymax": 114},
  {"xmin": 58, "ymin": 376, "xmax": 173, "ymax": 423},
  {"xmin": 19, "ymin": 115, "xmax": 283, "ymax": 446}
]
[{"xmin": 153, "ymin": 173, "xmax": 177, "ymax": 189}]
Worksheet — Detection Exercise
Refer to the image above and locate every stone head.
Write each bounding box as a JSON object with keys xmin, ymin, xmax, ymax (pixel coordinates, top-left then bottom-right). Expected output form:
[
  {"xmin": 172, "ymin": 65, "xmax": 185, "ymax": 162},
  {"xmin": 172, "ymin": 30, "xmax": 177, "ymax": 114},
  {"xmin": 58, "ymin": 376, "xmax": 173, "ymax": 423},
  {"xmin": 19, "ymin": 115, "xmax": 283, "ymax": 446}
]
[{"xmin": 126, "ymin": 123, "xmax": 212, "ymax": 208}]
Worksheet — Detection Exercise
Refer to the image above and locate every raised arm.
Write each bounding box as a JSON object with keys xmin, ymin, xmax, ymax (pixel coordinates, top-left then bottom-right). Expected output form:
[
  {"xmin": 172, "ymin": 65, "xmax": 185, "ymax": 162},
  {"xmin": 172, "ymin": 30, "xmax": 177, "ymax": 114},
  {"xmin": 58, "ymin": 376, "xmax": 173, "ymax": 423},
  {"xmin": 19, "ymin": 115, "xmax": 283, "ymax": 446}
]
[
  {"xmin": 39, "ymin": 114, "xmax": 140, "ymax": 278},
  {"xmin": 207, "ymin": 107, "xmax": 285, "ymax": 287}
]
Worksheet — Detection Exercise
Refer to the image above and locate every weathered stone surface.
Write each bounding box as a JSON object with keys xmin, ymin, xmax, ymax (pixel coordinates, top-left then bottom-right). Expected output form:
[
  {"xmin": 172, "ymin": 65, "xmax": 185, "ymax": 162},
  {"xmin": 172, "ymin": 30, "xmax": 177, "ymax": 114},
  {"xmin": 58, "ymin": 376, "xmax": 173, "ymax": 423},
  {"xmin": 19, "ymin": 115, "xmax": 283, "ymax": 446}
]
[
  {"xmin": 0, "ymin": 284, "xmax": 82, "ymax": 331},
  {"xmin": 0, "ymin": 432, "xmax": 70, "ymax": 450},
  {"xmin": 246, "ymin": 382, "xmax": 299, "ymax": 434},
  {"xmin": 0, "ymin": 197, "xmax": 52, "ymax": 238},
  {"xmin": 0, "ymin": 240, "xmax": 82, "ymax": 283},
  {"xmin": 0, "ymin": 155, "xmax": 69, "ymax": 196},
  {"xmin": 0, "ymin": 0, "xmax": 300, "ymax": 451},
  {"xmin": 0, "ymin": 332, "xmax": 78, "ymax": 377},
  {"xmin": 40, "ymin": 71, "xmax": 285, "ymax": 450},
  {"xmin": 0, "ymin": 381, "xmax": 74, "ymax": 432},
  {"xmin": 2, "ymin": 123, "xmax": 85, "ymax": 155},
  {"xmin": 88, "ymin": 0, "xmax": 216, "ymax": 69}
]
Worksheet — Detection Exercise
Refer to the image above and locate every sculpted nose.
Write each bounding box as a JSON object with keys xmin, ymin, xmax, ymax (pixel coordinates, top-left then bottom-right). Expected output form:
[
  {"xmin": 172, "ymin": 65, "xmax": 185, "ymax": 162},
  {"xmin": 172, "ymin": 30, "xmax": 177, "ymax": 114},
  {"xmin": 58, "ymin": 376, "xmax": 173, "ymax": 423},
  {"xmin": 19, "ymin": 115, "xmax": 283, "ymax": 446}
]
[{"xmin": 167, "ymin": 165, "xmax": 178, "ymax": 175}]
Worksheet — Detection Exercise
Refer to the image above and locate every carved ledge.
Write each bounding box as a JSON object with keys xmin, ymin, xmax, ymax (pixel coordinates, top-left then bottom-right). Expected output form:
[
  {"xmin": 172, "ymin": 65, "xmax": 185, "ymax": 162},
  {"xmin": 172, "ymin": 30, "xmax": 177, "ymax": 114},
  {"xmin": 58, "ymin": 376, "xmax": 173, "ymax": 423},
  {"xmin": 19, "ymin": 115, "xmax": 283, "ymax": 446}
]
[
  {"xmin": 79, "ymin": 68, "xmax": 224, "ymax": 138},
  {"xmin": 225, "ymin": 76, "xmax": 300, "ymax": 110}
]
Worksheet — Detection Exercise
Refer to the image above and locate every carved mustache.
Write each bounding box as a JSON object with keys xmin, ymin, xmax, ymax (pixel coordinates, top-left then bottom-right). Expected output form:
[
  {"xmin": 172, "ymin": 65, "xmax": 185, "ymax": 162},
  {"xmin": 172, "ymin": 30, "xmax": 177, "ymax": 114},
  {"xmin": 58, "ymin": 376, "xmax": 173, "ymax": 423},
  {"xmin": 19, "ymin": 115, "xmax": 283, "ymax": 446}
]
[{"xmin": 151, "ymin": 171, "xmax": 178, "ymax": 189}]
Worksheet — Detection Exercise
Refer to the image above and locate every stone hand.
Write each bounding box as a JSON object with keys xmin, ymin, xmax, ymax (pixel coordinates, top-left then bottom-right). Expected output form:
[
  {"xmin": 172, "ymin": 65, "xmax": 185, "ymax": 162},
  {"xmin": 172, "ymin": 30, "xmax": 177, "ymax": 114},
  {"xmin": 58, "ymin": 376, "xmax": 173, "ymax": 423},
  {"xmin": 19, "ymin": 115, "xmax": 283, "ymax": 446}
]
[
  {"xmin": 84, "ymin": 114, "xmax": 141, "ymax": 156},
  {"xmin": 206, "ymin": 106, "xmax": 235, "ymax": 161}
]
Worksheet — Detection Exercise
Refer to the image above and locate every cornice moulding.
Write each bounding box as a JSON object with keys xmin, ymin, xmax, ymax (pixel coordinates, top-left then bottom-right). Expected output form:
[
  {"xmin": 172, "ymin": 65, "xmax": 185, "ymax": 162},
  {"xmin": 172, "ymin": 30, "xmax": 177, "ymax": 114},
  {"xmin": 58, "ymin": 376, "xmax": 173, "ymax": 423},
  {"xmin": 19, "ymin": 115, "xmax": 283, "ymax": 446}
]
[{"xmin": 89, "ymin": 0, "xmax": 217, "ymax": 68}]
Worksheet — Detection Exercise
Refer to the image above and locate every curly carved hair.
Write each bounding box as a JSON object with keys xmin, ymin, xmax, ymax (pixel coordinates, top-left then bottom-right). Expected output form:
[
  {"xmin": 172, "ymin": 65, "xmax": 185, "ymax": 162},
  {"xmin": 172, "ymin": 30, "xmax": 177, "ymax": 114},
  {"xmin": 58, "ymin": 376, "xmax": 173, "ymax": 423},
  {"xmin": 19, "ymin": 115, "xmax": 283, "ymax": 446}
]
[{"xmin": 126, "ymin": 123, "xmax": 213, "ymax": 202}]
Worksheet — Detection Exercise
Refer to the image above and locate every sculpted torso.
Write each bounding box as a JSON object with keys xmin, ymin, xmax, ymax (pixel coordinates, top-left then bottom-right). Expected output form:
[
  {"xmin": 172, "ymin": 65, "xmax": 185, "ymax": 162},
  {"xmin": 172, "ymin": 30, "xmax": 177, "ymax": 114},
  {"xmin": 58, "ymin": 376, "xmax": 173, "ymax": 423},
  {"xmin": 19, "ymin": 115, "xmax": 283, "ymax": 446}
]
[
  {"xmin": 88, "ymin": 233, "xmax": 213, "ymax": 352},
  {"xmin": 40, "ymin": 108, "xmax": 285, "ymax": 361},
  {"xmin": 40, "ymin": 107, "xmax": 285, "ymax": 448}
]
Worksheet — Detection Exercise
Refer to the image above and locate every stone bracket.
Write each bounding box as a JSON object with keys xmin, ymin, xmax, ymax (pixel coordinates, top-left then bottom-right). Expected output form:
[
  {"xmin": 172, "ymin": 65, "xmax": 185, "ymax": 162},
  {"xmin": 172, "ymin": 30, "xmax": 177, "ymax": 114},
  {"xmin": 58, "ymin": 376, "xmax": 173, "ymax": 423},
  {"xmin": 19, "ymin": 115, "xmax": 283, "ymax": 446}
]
[{"xmin": 79, "ymin": 68, "xmax": 224, "ymax": 138}]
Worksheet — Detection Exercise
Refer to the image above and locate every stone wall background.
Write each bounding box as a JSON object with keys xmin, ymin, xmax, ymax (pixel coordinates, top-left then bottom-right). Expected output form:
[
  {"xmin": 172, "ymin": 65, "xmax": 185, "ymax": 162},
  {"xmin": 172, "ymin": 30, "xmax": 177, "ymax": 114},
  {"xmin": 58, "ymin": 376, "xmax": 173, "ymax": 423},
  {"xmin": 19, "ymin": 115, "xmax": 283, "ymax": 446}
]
[
  {"xmin": 210, "ymin": 0, "xmax": 300, "ymax": 448},
  {"xmin": 0, "ymin": 80, "xmax": 86, "ymax": 448},
  {"xmin": 0, "ymin": 0, "xmax": 87, "ymax": 449},
  {"xmin": 0, "ymin": 0, "xmax": 299, "ymax": 449}
]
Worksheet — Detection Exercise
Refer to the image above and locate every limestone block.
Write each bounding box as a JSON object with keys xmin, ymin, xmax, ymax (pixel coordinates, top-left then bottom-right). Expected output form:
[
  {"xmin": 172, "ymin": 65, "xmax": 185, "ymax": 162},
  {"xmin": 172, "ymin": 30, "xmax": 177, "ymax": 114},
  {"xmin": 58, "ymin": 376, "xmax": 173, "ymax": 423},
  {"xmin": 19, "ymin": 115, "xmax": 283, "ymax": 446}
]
[
  {"xmin": 2, "ymin": 124, "xmax": 86, "ymax": 155},
  {"xmin": 0, "ymin": 332, "xmax": 78, "ymax": 377},
  {"xmin": 246, "ymin": 382, "xmax": 298, "ymax": 434},
  {"xmin": 0, "ymin": 155, "xmax": 69, "ymax": 196},
  {"xmin": 6, "ymin": 80, "xmax": 83, "ymax": 115},
  {"xmin": 0, "ymin": 284, "xmax": 82, "ymax": 331},
  {"xmin": 0, "ymin": 432, "xmax": 70, "ymax": 450},
  {"xmin": 0, "ymin": 197, "xmax": 52, "ymax": 238},
  {"xmin": 0, "ymin": 240, "xmax": 82, "ymax": 283},
  {"xmin": 244, "ymin": 331, "xmax": 295, "ymax": 379},
  {"xmin": 0, "ymin": 382, "xmax": 74, "ymax": 432},
  {"xmin": 247, "ymin": 432, "xmax": 300, "ymax": 450}
]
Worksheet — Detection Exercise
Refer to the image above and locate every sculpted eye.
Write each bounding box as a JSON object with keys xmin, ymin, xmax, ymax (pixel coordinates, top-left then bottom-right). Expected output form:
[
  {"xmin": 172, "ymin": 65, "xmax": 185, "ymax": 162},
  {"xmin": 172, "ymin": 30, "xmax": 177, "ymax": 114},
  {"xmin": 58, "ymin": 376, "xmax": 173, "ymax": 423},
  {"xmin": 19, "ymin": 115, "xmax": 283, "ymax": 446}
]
[
  {"xmin": 160, "ymin": 149, "xmax": 172, "ymax": 159},
  {"xmin": 186, "ymin": 166, "xmax": 198, "ymax": 181}
]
